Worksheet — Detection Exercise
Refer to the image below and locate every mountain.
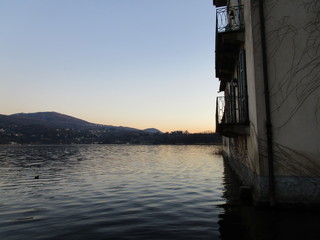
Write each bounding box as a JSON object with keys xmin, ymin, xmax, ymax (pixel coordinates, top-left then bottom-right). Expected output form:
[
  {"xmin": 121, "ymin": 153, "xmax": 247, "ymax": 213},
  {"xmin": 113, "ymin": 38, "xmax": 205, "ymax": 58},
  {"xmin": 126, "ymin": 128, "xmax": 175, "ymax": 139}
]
[
  {"xmin": 9, "ymin": 112, "xmax": 97, "ymax": 130},
  {"xmin": 143, "ymin": 128, "xmax": 163, "ymax": 134},
  {"xmin": 0, "ymin": 112, "xmax": 221, "ymax": 145},
  {"xmin": 0, "ymin": 112, "xmax": 161, "ymax": 133}
]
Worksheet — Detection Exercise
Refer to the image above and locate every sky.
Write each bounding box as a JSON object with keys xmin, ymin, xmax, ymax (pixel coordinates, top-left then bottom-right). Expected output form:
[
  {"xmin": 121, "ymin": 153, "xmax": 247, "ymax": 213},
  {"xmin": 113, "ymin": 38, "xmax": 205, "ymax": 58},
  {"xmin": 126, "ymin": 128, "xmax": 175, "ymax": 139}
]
[{"xmin": 0, "ymin": 0, "xmax": 219, "ymax": 133}]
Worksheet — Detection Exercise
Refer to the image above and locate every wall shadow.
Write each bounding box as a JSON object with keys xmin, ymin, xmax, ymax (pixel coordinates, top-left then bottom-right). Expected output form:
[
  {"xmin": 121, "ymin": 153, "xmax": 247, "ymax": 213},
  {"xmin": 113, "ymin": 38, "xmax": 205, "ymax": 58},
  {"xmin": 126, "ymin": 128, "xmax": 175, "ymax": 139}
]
[{"xmin": 218, "ymin": 159, "xmax": 320, "ymax": 240}]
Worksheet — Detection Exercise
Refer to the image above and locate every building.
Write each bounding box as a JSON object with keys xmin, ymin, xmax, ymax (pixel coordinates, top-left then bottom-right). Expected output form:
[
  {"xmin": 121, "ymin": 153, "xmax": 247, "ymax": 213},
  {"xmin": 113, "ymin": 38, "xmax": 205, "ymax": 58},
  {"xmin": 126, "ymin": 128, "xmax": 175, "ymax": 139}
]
[{"xmin": 213, "ymin": 0, "xmax": 320, "ymax": 206}]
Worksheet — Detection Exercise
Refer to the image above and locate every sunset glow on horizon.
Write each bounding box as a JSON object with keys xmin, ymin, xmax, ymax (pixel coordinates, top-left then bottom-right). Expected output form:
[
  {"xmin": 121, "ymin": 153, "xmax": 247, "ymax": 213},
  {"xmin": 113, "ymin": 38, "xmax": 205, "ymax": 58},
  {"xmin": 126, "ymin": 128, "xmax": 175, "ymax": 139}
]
[{"xmin": 0, "ymin": 0, "xmax": 220, "ymax": 133}]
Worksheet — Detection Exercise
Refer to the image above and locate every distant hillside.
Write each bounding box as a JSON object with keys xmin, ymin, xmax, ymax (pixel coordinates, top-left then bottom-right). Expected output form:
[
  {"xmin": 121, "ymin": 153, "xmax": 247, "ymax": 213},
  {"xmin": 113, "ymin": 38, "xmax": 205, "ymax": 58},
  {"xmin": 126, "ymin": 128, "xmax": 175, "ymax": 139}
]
[
  {"xmin": 0, "ymin": 112, "xmax": 162, "ymax": 133},
  {"xmin": 143, "ymin": 128, "xmax": 163, "ymax": 134},
  {"xmin": 0, "ymin": 112, "xmax": 220, "ymax": 145},
  {"xmin": 9, "ymin": 112, "xmax": 97, "ymax": 130}
]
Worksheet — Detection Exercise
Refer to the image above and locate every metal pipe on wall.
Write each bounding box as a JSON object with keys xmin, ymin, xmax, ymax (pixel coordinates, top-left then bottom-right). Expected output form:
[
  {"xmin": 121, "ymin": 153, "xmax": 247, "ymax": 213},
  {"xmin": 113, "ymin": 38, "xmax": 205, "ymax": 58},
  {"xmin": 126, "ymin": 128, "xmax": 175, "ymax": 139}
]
[{"xmin": 259, "ymin": 0, "xmax": 276, "ymax": 206}]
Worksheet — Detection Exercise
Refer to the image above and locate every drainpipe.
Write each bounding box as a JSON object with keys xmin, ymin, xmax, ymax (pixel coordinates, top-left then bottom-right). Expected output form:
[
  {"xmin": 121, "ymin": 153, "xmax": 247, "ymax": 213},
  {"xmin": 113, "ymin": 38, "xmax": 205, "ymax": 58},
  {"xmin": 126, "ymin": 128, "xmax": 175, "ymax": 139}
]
[{"xmin": 259, "ymin": 0, "xmax": 276, "ymax": 206}]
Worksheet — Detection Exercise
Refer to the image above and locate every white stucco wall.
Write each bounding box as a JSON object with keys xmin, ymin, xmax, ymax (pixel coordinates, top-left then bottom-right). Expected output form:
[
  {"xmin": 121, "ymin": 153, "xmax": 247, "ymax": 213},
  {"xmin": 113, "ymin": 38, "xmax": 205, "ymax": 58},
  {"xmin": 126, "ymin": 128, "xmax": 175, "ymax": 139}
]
[
  {"xmin": 244, "ymin": 0, "xmax": 270, "ymax": 177},
  {"xmin": 264, "ymin": 0, "xmax": 320, "ymax": 178},
  {"xmin": 222, "ymin": 0, "xmax": 320, "ymax": 204}
]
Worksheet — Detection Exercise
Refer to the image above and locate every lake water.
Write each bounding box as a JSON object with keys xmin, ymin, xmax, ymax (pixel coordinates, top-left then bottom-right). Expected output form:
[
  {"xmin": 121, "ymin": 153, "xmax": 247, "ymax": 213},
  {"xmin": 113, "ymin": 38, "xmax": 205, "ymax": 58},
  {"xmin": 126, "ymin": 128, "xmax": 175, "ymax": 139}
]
[
  {"xmin": 2, "ymin": 145, "xmax": 320, "ymax": 240},
  {"xmin": 0, "ymin": 145, "xmax": 225, "ymax": 240}
]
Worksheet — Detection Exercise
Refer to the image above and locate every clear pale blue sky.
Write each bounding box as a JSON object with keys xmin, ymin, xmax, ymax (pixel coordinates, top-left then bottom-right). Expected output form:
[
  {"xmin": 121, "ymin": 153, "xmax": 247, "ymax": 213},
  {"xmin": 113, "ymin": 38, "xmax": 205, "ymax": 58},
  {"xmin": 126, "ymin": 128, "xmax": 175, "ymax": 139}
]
[{"xmin": 0, "ymin": 0, "xmax": 219, "ymax": 133}]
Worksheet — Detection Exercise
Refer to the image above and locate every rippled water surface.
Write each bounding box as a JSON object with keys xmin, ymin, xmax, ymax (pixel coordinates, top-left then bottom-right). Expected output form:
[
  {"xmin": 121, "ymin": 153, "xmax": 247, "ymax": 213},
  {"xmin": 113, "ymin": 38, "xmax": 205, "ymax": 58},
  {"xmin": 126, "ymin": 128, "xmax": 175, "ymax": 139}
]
[{"xmin": 0, "ymin": 145, "xmax": 224, "ymax": 240}]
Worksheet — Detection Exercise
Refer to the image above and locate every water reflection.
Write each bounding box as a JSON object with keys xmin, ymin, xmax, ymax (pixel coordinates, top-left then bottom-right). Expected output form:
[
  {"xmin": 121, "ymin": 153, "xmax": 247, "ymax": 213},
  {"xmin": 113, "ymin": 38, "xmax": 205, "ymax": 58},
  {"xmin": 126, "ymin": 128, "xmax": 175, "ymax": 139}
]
[
  {"xmin": 0, "ymin": 145, "xmax": 84, "ymax": 192},
  {"xmin": 3, "ymin": 144, "xmax": 318, "ymax": 240},
  {"xmin": 1, "ymin": 145, "xmax": 82, "ymax": 169},
  {"xmin": 0, "ymin": 145, "xmax": 224, "ymax": 240},
  {"xmin": 219, "ymin": 159, "xmax": 320, "ymax": 240}
]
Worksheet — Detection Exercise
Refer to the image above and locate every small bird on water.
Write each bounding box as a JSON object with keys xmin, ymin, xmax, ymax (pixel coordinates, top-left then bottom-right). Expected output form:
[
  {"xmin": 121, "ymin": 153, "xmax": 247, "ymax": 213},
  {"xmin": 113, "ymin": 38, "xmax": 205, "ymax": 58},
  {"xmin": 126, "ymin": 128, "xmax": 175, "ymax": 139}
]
[{"xmin": 34, "ymin": 176, "xmax": 39, "ymax": 179}]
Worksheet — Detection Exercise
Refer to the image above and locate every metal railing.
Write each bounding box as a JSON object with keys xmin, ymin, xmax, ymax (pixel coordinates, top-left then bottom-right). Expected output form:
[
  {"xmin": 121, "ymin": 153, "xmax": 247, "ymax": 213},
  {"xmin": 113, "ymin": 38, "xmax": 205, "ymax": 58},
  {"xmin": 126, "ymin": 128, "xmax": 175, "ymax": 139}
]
[
  {"xmin": 216, "ymin": 5, "xmax": 244, "ymax": 33},
  {"xmin": 216, "ymin": 95, "xmax": 249, "ymax": 127}
]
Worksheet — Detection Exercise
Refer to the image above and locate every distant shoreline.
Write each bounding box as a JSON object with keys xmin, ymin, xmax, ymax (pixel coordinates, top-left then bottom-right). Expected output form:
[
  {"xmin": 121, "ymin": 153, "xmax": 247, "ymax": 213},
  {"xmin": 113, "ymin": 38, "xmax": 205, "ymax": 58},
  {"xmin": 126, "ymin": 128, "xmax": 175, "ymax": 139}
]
[{"xmin": 0, "ymin": 142, "xmax": 222, "ymax": 146}]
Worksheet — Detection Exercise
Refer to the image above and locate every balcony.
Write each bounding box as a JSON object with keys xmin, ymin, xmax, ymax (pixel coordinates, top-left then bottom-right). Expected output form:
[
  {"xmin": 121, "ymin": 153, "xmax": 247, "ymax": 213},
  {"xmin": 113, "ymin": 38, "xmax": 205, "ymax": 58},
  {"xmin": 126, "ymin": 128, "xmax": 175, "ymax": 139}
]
[
  {"xmin": 216, "ymin": 5, "xmax": 244, "ymax": 33},
  {"xmin": 213, "ymin": 0, "xmax": 227, "ymax": 7},
  {"xmin": 215, "ymin": 96, "xmax": 249, "ymax": 137},
  {"xmin": 215, "ymin": 5, "xmax": 245, "ymax": 83}
]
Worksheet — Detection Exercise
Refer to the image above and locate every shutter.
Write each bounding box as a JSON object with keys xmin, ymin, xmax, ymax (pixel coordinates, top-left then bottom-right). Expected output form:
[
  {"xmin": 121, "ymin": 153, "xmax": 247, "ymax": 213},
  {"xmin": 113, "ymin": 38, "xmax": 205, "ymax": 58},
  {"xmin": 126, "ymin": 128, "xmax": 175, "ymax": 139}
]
[{"xmin": 238, "ymin": 49, "xmax": 249, "ymax": 123}]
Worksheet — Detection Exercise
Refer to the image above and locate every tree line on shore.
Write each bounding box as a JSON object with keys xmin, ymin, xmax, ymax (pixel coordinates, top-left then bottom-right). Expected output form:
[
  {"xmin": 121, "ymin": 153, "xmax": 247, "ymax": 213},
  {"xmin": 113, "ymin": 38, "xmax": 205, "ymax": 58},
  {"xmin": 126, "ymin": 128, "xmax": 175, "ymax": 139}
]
[{"xmin": 0, "ymin": 126, "xmax": 221, "ymax": 145}]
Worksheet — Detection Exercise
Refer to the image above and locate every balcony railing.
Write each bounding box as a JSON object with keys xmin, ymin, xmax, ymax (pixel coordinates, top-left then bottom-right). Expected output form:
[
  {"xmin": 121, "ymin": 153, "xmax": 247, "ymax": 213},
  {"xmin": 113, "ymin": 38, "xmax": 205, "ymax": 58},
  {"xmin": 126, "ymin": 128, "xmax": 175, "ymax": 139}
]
[
  {"xmin": 216, "ymin": 5, "xmax": 244, "ymax": 33},
  {"xmin": 216, "ymin": 95, "xmax": 249, "ymax": 133}
]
